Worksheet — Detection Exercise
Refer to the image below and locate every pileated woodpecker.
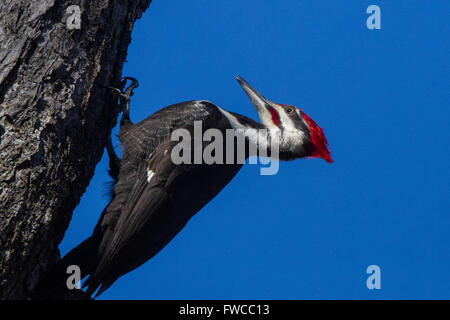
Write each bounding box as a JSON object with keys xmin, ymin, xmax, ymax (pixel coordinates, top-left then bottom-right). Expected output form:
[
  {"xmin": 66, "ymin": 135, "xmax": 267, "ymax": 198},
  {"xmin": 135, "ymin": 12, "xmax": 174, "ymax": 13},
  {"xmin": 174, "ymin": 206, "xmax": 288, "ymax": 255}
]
[{"xmin": 39, "ymin": 76, "xmax": 332, "ymax": 298}]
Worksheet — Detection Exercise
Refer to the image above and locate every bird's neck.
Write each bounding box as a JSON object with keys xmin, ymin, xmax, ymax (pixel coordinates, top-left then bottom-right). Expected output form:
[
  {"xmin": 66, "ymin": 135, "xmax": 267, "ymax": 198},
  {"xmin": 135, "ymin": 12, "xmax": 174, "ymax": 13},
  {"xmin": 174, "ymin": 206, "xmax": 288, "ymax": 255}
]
[
  {"xmin": 242, "ymin": 126, "xmax": 308, "ymax": 161},
  {"xmin": 219, "ymin": 108, "xmax": 308, "ymax": 161}
]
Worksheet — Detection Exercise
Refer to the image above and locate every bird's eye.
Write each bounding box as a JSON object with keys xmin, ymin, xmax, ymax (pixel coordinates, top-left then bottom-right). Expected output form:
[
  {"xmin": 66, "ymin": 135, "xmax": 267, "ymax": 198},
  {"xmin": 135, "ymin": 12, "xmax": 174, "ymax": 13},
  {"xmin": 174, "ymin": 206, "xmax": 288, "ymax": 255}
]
[{"xmin": 286, "ymin": 108, "xmax": 294, "ymax": 114}]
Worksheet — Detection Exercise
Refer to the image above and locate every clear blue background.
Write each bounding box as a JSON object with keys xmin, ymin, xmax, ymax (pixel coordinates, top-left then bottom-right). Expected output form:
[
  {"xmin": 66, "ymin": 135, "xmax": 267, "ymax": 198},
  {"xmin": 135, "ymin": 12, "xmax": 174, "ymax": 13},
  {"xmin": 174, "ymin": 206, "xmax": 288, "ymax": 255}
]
[{"xmin": 60, "ymin": 1, "xmax": 449, "ymax": 299}]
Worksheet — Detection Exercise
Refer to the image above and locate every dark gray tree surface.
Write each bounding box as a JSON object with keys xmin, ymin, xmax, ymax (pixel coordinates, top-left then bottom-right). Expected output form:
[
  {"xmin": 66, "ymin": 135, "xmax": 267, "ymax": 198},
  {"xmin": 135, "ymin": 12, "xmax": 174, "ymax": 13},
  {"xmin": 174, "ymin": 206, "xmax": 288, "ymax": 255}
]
[{"xmin": 0, "ymin": 0, "xmax": 152, "ymax": 299}]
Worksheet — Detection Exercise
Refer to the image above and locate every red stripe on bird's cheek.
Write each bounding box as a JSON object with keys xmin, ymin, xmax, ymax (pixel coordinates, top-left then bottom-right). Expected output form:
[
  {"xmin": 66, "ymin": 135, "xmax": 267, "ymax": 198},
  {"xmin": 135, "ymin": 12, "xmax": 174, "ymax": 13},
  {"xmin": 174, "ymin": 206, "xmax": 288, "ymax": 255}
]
[{"xmin": 268, "ymin": 107, "xmax": 280, "ymax": 126}]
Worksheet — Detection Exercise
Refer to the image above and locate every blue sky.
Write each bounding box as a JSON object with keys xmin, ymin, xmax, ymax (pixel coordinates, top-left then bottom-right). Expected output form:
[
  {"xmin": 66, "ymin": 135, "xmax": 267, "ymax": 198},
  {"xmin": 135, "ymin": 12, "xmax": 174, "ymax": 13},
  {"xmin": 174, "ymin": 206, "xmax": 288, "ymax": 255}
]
[{"xmin": 60, "ymin": 1, "xmax": 449, "ymax": 299}]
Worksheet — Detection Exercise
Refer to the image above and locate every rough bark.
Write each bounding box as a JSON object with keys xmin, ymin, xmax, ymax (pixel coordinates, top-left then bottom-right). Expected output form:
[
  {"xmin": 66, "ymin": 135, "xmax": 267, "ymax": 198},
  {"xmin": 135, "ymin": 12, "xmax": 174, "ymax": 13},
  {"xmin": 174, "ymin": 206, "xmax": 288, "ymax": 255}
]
[{"xmin": 0, "ymin": 0, "xmax": 151, "ymax": 299}]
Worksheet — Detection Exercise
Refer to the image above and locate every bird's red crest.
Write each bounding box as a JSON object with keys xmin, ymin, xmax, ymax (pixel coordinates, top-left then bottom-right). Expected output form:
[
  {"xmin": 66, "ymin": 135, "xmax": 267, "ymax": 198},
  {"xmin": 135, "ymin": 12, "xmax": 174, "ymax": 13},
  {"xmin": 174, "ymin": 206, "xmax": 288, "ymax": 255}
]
[{"xmin": 300, "ymin": 110, "xmax": 333, "ymax": 163}]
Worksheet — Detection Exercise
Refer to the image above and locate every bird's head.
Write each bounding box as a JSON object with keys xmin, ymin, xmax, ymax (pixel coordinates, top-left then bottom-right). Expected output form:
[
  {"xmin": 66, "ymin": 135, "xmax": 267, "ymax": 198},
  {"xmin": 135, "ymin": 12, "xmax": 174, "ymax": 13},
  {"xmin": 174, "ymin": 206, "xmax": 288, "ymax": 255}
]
[{"xmin": 236, "ymin": 76, "xmax": 332, "ymax": 163}]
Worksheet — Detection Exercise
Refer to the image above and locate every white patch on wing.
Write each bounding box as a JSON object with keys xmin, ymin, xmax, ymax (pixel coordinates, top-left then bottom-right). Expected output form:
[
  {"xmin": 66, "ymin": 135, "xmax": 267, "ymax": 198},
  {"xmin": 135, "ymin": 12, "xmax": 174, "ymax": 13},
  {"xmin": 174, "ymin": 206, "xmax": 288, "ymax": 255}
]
[{"xmin": 147, "ymin": 169, "xmax": 155, "ymax": 183}]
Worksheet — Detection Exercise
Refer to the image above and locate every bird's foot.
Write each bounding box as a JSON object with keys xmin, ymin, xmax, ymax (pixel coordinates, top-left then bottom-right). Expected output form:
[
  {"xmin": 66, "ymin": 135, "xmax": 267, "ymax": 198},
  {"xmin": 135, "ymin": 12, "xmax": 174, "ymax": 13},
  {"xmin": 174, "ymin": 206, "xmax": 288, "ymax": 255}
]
[
  {"xmin": 109, "ymin": 77, "xmax": 139, "ymax": 121},
  {"xmin": 121, "ymin": 76, "xmax": 139, "ymax": 98}
]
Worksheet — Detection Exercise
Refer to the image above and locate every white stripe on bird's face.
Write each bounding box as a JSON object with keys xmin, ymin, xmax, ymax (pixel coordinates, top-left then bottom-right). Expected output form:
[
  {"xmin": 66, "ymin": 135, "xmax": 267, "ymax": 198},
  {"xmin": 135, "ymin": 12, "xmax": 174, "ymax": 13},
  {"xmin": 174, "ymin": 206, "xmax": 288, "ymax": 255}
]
[
  {"xmin": 269, "ymin": 103, "xmax": 307, "ymax": 149},
  {"xmin": 216, "ymin": 106, "xmax": 277, "ymax": 152},
  {"xmin": 271, "ymin": 103, "xmax": 296, "ymax": 131}
]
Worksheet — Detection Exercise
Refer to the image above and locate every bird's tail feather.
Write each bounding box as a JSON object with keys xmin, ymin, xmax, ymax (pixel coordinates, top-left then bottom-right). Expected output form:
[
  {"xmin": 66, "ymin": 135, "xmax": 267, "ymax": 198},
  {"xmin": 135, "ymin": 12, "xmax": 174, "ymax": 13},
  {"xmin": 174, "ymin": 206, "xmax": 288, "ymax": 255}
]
[{"xmin": 33, "ymin": 234, "xmax": 100, "ymax": 300}]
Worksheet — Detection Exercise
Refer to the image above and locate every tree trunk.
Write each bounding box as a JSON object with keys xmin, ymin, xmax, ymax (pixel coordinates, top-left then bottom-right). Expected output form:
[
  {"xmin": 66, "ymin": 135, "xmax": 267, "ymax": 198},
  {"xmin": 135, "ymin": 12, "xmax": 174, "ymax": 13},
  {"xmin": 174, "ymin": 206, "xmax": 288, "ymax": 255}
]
[{"xmin": 0, "ymin": 0, "xmax": 151, "ymax": 299}]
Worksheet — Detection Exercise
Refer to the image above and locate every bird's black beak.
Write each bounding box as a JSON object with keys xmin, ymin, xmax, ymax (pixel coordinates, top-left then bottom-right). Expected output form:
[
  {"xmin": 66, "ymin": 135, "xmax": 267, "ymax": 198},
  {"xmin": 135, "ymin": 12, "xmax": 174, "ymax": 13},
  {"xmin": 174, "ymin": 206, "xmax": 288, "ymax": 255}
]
[
  {"xmin": 236, "ymin": 76, "xmax": 272, "ymax": 114},
  {"xmin": 236, "ymin": 76, "xmax": 280, "ymax": 128}
]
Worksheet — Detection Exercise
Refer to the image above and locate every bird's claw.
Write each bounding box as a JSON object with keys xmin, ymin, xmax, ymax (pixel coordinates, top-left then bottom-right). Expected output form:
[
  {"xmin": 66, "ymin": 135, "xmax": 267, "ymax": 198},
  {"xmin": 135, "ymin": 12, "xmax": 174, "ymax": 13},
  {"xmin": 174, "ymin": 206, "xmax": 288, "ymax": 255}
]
[
  {"xmin": 120, "ymin": 77, "xmax": 139, "ymax": 98},
  {"xmin": 108, "ymin": 87, "xmax": 124, "ymax": 97},
  {"xmin": 122, "ymin": 77, "xmax": 139, "ymax": 88},
  {"xmin": 109, "ymin": 76, "xmax": 139, "ymax": 122}
]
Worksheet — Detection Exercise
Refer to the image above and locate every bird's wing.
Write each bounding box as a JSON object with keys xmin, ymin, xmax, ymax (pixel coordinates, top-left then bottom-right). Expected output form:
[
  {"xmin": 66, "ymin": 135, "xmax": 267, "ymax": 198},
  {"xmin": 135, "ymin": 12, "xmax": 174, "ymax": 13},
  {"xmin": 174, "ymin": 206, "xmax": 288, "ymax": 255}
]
[
  {"xmin": 85, "ymin": 141, "xmax": 176, "ymax": 296},
  {"xmin": 86, "ymin": 101, "xmax": 241, "ymax": 296},
  {"xmin": 92, "ymin": 100, "xmax": 218, "ymax": 237},
  {"xmin": 89, "ymin": 139, "xmax": 241, "ymax": 297},
  {"xmin": 97, "ymin": 140, "xmax": 176, "ymax": 270}
]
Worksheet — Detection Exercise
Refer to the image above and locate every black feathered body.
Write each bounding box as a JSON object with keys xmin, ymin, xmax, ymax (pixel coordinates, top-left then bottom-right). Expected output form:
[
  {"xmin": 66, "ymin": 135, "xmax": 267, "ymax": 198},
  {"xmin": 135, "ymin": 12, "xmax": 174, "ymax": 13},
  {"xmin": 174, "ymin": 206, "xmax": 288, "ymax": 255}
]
[{"xmin": 60, "ymin": 100, "xmax": 257, "ymax": 296}]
